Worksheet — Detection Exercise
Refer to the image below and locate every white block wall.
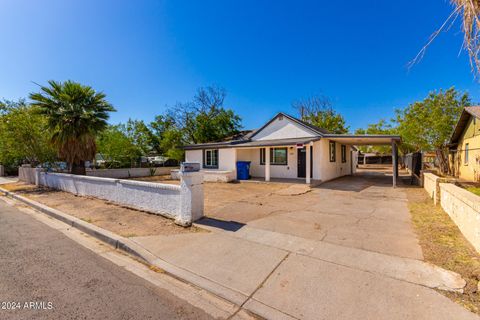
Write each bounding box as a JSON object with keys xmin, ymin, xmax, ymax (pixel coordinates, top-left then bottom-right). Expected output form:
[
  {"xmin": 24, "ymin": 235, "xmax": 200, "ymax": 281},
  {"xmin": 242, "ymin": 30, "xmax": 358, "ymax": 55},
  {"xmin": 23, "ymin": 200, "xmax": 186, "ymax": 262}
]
[
  {"xmin": 440, "ymin": 183, "xmax": 480, "ymax": 253},
  {"xmin": 37, "ymin": 171, "xmax": 203, "ymax": 226}
]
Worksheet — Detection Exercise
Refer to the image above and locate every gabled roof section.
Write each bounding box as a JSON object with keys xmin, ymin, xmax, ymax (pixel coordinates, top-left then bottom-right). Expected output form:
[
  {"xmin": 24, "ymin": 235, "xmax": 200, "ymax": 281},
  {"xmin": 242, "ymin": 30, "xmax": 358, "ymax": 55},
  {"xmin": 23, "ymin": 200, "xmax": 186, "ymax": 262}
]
[
  {"xmin": 450, "ymin": 106, "xmax": 480, "ymax": 144},
  {"xmin": 249, "ymin": 112, "xmax": 329, "ymax": 140}
]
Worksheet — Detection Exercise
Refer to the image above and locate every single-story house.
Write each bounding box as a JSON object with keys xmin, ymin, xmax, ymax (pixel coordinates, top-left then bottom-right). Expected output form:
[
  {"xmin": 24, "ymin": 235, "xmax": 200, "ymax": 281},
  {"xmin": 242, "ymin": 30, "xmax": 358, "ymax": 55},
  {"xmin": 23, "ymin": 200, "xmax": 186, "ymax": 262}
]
[
  {"xmin": 449, "ymin": 106, "xmax": 480, "ymax": 181},
  {"xmin": 182, "ymin": 112, "xmax": 401, "ymax": 185}
]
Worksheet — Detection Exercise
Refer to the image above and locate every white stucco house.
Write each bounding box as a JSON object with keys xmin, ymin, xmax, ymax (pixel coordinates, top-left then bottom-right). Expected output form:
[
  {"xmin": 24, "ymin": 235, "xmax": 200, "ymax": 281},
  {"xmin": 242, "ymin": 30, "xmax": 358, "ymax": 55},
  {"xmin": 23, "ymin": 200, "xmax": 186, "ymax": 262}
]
[{"xmin": 182, "ymin": 113, "xmax": 401, "ymax": 185}]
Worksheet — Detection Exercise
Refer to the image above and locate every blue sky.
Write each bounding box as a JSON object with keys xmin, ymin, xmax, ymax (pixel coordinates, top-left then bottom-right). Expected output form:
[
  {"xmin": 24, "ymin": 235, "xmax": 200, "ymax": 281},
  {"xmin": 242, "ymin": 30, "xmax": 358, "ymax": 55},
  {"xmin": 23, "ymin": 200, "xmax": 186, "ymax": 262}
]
[{"xmin": 0, "ymin": 0, "xmax": 478, "ymax": 131}]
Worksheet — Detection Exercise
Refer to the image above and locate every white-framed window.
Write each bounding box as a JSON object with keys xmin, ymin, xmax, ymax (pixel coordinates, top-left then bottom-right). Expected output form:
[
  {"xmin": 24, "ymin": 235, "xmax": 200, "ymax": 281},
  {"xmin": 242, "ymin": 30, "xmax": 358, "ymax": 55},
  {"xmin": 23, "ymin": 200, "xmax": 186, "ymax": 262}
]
[
  {"xmin": 329, "ymin": 141, "xmax": 336, "ymax": 162},
  {"xmin": 341, "ymin": 145, "xmax": 347, "ymax": 163},
  {"xmin": 204, "ymin": 149, "xmax": 219, "ymax": 168},
  {"xmin": 260, "ymin": 147, "xmax": 288, "ymax": 165},
  {"xmin": 465, "ymin": 143, "xmax": 469, "ymax": 165}
]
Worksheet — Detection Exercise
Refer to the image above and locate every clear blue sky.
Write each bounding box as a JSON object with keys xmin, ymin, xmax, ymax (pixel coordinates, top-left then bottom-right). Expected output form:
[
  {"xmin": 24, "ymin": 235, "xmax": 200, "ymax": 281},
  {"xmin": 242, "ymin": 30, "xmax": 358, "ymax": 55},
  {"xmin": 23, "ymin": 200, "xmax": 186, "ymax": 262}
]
[{"xmin": 0, "ymin": 0, "xmax": 478, "ymax": 131}]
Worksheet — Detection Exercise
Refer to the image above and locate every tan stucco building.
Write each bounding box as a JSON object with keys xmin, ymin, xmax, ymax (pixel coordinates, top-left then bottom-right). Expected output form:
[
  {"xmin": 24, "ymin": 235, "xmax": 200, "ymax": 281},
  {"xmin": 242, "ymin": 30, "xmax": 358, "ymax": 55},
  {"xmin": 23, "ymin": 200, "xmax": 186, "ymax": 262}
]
[{"xmin": 450, "ymin": 106, "xmax": 480, "ymax": 181}]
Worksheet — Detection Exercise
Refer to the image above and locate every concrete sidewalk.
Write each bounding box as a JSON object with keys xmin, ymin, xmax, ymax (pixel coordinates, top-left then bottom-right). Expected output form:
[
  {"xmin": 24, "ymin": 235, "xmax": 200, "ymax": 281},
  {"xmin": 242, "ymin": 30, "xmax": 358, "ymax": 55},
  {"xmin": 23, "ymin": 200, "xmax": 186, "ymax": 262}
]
[{"xmin": 130, "ymin": 225, "xmax": 476, "ymax": 320}]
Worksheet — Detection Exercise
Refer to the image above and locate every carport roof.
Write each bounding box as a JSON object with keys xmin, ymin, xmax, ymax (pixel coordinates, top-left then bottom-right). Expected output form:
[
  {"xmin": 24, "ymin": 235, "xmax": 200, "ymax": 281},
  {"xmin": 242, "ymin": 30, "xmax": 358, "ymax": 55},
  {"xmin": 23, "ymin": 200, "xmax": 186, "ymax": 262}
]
[{"xmin": 324, "ymin": 134, "xmax": 401, "ymax": 145}]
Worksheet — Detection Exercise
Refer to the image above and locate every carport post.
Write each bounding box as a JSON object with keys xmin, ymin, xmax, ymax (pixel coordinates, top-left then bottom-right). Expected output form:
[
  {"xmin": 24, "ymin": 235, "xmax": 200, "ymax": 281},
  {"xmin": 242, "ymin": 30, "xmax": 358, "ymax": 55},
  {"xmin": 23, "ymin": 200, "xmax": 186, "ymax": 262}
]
[
  {"xmin": 392, "ymin": 140, "xmax": 398, "ymax": 188},
  {"xmin": 306, "ymin": 143, "xmax": 311, "ymax": 184},
  {"xmin": 265, "ymin": 147, "xmax": 271, "ymax": 182}
]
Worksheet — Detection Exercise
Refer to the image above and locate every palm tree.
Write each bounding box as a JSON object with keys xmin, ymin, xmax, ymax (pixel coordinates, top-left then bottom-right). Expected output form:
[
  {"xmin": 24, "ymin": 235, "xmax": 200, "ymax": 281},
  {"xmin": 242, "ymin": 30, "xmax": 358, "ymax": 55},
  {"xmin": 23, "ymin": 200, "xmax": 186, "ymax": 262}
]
[
  {"xmin": 412, "ymin": 1, "xmax": 480, "ymax": 78},
  {"xmin": 30, "ymin": 80, "xmax": 115, "ymax": 175},
  {"xmin": 452, "ymin": 0, "xmax": 480, "ymax": 76}
]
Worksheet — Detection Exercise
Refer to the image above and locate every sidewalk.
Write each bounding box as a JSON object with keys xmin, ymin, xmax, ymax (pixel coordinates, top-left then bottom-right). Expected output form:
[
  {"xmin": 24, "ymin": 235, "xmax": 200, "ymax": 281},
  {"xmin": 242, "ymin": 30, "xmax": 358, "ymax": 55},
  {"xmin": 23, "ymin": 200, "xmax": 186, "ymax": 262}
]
[
  {"xmin": 1, "ymin": 180, "xmax": 478, "ymax": 319},
  {"xmin": 131, "ymin": 223, "xmax": 477, "ymax": 320}
]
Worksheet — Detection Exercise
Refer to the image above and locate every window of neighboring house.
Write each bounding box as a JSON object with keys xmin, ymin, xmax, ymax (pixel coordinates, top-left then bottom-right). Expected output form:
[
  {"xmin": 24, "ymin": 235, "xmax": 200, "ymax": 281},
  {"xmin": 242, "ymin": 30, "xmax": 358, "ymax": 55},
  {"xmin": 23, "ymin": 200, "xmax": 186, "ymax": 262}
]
[
  {"xmin": 465, "ymin": 143, "xmax": 469, "ymax": 165},
  {"xmin": 204, "ymin": 149, "xmax": 219, "ymax": 168},
  {"xmin": 341, "ymin": 145, "xmax": 347, "ymax": 163},
  {"xmin": 329, "ymin": 141, "xmax": 336, "ymax": 162},
  {"xmin": 260, "ymin": 147, "xmax": 288, "ymax": 165}
]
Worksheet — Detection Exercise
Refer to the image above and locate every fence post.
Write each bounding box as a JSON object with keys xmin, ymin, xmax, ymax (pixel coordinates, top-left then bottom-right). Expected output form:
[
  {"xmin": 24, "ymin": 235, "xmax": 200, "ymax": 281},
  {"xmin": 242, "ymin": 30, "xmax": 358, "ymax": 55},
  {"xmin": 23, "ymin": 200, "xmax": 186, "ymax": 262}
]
[
  {"xmin": 176, "ymin": 170, "xmax": 204, "ymax": 226},
  {"xmin": 34, "ymin": 168, "xmax": 44, "ymax": 186},
  {"xmin": 0, "ymin": 165, "xmax": 4, "ymax": 177}
]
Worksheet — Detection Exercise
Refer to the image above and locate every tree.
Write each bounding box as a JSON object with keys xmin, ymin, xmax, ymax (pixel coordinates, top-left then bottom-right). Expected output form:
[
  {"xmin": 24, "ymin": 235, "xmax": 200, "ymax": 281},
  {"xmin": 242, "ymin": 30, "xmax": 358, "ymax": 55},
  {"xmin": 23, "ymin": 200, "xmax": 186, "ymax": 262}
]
[
  {"xmin": 292, "ymin": 94, "xmax": 349, "ymax": 134},
  {"xmin": 0, "ymin": 99, "xmax": 56, "ymax": 170},
  {"xmin": 151, "ymin": 86, "xmax": 243, "ymax": 160},
  {"xmin": 125, "ymin": 119, "xmax": 158, "ymax": 155},
  {"xmin": 30, "ymin": 80, "xmax": 115, "ymax": 175},
  {"xmin": 96, "ymin": 125, "xmax": 142, "ymax": 168},
  {"xmin": 395, "ymin": 87, "xmax": 470, "ymax": 173}
]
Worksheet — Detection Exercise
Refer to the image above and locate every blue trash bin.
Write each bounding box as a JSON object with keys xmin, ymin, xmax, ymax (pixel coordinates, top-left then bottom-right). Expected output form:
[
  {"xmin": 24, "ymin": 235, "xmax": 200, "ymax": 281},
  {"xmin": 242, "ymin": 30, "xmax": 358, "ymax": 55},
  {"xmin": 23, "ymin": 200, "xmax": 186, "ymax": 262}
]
[{"xmin": 236, "ymin": 161, "xmax": 251, "ymax": 180}]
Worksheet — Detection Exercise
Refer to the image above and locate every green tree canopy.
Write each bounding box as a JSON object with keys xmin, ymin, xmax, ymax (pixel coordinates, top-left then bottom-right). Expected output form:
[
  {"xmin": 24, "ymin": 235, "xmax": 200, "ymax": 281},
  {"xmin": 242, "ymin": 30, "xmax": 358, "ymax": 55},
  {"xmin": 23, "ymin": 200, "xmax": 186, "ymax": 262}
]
[
  {"xmin": 395, "ymin": 87, "xmax": 470, "ymax": 151},
  {"xmin": 125, "ymin": 119, "xmax": 158, "ymax": 155},
  {"xmin": 0, "ymin": 99, "xmax": 56, "ymax": 171},
  {"xmin": 96, "ymin": 125, "xmax": 142, "ymax": 168},
  {"xmin": 150, "ymin": 86, "xmax": 243, "ymax": 161},
  {"xmin": 30, "ymin": 80, "xmax": 115, "ymax": 174},
  {"xmin": 292, "ymin": 94, "xmax": 349, "ymax": 134},
  {"xmin": 395, "ymin": 87, "xmax": 470, "ymax": 172}
]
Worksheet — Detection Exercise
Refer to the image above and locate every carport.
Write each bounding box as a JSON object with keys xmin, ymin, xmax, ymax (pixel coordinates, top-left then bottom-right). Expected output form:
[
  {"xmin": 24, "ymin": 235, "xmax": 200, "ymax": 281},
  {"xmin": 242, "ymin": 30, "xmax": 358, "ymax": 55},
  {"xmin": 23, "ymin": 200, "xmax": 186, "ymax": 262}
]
[{"xmin": 325, "ymin": 134, "xmax": 402, "ymax": 187}]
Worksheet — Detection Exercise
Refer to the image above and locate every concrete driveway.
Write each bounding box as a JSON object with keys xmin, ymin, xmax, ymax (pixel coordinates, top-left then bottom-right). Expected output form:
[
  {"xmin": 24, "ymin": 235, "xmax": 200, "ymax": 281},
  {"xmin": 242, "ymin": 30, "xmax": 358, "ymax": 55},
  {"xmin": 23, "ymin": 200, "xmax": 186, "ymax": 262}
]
[
  {"xmin": 130, "ymin": 168, "xmax": 477, "ymax": 319},
  {"xmin": 205, "ymin": 168, "xmax": 423, "ymax": 259}
]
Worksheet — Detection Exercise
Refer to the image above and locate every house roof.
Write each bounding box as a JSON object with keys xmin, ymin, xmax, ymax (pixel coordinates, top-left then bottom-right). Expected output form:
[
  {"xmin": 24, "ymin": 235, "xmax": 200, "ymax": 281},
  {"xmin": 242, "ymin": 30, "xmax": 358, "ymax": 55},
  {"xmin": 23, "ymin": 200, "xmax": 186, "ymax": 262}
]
[
  {"xmin": 182, "ymin": 137, "xmax": 320, "ymax": 150},
  {"xmin": 248, "ymin": 112, "xmax": 330, "ymax": 139},
  {"xmin": 450, "ymin": 106, "xmax": 480, "ymax": 144},
  {"xmin": 181, "ymin": 112, "xmax": 401, "ymax": 150}
]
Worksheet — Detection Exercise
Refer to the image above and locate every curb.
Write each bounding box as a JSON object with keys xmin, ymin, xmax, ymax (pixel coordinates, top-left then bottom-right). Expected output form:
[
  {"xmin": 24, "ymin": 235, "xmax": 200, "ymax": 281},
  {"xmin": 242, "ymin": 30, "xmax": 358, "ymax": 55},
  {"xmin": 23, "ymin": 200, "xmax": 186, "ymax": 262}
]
[{"xmin": 0, "ymin": 187, "xmax": 251, "ymax": 309}]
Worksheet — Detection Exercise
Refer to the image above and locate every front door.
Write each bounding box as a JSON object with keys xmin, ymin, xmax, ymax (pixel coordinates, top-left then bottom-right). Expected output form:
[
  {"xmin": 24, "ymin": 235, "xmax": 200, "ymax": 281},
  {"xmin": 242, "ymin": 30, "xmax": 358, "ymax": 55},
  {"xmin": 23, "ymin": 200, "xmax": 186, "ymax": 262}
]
[{"xmin": 297, "ymin": 146, "xmax": 313, "ymax": 178}]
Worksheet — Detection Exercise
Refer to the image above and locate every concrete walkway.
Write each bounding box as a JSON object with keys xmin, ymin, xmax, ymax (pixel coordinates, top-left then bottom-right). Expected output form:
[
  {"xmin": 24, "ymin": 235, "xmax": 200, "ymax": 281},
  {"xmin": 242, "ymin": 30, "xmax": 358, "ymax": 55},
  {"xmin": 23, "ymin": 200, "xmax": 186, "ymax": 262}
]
[{"xmin": 130, "ymin": 171, "xmax": 478, "ymax": 319}]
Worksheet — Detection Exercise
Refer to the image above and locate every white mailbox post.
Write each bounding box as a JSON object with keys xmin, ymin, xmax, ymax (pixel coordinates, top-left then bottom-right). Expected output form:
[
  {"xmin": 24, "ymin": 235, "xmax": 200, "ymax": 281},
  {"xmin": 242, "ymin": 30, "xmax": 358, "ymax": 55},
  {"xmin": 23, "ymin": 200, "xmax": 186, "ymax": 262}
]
[{"xmin": 176, "ymin": 162, "xmax": 204, "ymax": 226}]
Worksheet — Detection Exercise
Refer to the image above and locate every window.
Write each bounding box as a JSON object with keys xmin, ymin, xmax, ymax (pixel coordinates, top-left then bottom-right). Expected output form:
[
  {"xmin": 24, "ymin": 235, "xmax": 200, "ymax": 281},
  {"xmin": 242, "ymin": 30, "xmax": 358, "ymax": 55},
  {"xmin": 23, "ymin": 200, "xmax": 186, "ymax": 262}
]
[
  {"xmin": 341, "ymin": 145, "xmax": 347, "ymax": 163},
  {"xmin": 260, "ymin": 148, "xmax": 288, "ymax": 165},
  {"xmin": 204, "ymin": 149, "xmax": 218, "ymax": 168},
  {"xmin": 329, "ymin": 141, "xmax": 336, "ymax": 162},
  {"xmin": 465, "ymin": 143, "xmax": 469, "ymax": 165}
]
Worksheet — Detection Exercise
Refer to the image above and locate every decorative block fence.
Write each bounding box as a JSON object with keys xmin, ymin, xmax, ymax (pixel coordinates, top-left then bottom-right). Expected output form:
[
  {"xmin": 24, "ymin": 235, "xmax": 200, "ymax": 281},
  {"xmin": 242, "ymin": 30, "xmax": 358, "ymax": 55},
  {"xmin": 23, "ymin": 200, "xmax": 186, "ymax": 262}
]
[
  {"xmin": 440, "ymin": 183, "xmax": 480, "ymax": 252},
  {"xmin": 18, "ymin": 167, "xmax": 203, "ymax": 226},
  {"xmin": 423, "ymin": 172, "xmax": 450, "ymax": 205},
  {"xmin": 422, "ymin": 171, "xmax": 480, "ymax": 253}
]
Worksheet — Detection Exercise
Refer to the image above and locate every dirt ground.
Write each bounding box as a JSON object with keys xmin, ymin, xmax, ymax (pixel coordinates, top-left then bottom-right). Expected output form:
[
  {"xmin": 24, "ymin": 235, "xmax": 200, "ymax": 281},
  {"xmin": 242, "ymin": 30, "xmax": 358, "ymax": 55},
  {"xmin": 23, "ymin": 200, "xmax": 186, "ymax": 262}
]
[
  {"xmin": 0, "ymin": 182, "xmax": 199, "ymax": 238},
  {"xmin": 128, "ymin": 175, "xmax": 180, "ymax": 185},
  {"xmin": 406, "ymin": 186, "xmax": 480, "ymax": 314}
]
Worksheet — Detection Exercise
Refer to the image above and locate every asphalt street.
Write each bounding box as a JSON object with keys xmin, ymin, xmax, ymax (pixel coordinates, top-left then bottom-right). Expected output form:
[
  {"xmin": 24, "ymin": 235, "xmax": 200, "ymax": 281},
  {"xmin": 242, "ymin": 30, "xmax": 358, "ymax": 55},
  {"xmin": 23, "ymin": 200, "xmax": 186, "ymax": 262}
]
[{"xmin": 0, "ymin": 199, "xmax": 213, "ymax": 320}]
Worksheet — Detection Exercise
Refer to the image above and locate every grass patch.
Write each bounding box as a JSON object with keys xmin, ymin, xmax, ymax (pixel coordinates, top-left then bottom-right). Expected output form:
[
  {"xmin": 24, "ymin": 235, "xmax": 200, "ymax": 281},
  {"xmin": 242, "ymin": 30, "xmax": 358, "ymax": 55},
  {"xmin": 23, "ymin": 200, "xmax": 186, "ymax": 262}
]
[
  {"xmin": 0, "ymin": 182, "xmax": 37, "ymax": 192},
  {"xmin": 466, "ymin": 187, "xmax": 480, "ymax": 197},
  {"xmin": 406, "ymin": 187, "xmax": 480, "ymax": 314}
]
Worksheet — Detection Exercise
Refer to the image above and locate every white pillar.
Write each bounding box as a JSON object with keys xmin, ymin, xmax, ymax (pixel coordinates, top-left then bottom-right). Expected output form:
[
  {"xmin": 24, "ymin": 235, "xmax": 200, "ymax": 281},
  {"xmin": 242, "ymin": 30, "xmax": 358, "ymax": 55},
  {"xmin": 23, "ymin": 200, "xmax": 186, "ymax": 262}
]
[
  {"xmin": 392, "ymin": 141, "xmax": 398, "ymax": 188},
  {"xmin": 306, "ymin": 146, "xmax": 311, "ymax": 184},
  {"xmin": 265, "ymin": 147, "xmax": 271, "ymax": 182},
  {"xmin": 177, "ymin": 171, "xmax": 204, "ymax": 226}
]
